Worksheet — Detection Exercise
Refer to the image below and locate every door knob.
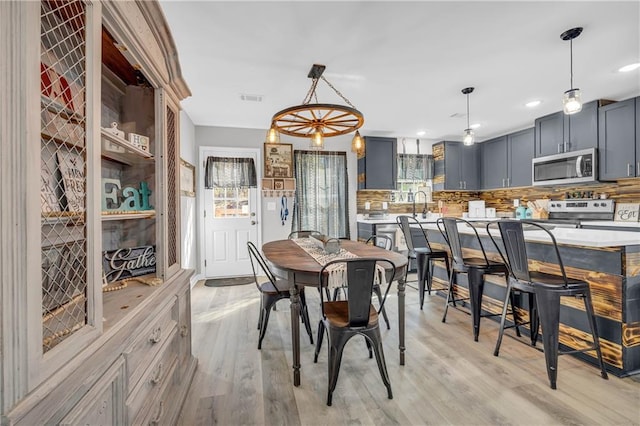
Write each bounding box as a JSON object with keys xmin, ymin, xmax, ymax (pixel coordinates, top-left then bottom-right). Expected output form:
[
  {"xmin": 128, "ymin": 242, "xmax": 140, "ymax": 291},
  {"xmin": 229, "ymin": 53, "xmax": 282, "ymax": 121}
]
[{"xmin": 251, "ymin": 220, "xmax": 256, "ymax": 225}]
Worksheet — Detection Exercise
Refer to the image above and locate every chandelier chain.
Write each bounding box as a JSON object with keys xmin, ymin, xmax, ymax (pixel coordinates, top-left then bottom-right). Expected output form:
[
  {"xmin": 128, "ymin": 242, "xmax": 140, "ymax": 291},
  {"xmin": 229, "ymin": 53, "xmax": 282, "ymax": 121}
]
[
  {"xmin": 303, "ymin": 78, "xmax": 320, "ymax": 104},
  {"xmin": 320, "ymin": 76, "xmax": 357, "ymax": 109}
]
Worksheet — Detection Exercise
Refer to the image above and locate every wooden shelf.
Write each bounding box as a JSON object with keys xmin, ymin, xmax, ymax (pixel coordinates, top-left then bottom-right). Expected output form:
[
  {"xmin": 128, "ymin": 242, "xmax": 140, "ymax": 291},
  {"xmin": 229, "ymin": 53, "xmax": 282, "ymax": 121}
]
[
  {"xmin": 41, "ymin": 95, "xmax": 84, "ymax": 123},
  {"xmin": 261, "ymin": 177, "xmax": 296, "ymax": 197},
  {"xmin": 101, "ymin": 128, "xmax": 153, "ymax": 165},
  {"xmin": 101, "ymin": 210, "xmax": 156, "ymax": 221}
]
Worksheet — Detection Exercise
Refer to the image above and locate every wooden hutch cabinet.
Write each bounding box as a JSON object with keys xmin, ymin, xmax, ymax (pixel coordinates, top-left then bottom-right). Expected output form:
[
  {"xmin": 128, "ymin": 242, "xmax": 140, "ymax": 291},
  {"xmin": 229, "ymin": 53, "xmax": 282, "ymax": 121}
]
[{"xmin": 0, "ymin": 1, "xmax": 195, "ymax": 424}]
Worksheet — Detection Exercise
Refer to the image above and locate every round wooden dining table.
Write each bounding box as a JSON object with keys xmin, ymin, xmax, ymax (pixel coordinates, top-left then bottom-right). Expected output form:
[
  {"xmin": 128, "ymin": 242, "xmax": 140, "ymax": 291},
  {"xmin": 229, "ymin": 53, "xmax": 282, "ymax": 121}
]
[{"xmin": 262, "ymin": 238, "xmax": 408, "ymax": 386}]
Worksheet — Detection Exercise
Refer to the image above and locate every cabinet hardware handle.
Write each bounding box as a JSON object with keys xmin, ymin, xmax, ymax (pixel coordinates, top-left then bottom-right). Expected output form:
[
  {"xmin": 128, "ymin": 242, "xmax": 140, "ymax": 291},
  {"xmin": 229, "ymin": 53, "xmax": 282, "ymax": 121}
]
[
  {"xmin": 150, "ymin": 363, "xmax": 163, "ymax": 385},
  {"xmin": 506, "ymin": 177, "xmax": 510, "ymax": 187},
  {"xmin": 557, "ymin": 143, "xmax": 562, "ymax": 153},
  {"xmin": 148, "ymin": 401, "xmax": 164, "ymax": 426},
  {"xmin": 628, "ymin": 163, "xmax": 632, "ymax": 177},
  {"xmin": 180, "ymin": 325, "xmax": 189, "ymax": 337},
  {"xmin": 502, "ymin": 178, "xmax": 505, "ymax": 187},
  {"xmin": 463, "ymin": 181, "xmax": 467, "ymax": 189},
  {"xmin": 637, "ymin": 162, "xmax": 639, "ymax": 177},
  {"xmin": 149, "ymin": 327, "xmax": 162, "ymax": 343}
]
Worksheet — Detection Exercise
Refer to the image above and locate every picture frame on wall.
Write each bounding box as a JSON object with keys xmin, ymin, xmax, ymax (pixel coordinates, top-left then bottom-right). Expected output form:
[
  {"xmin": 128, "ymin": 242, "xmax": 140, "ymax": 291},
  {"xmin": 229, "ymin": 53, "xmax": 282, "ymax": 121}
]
[
  {"xmin": 180, "ymin": 158, "xmax": 196, "ymax": 197},
  {"xmin": 273, "ymin": 179, "xmax": 285, "ymax": 190},
  {"xmin": 264, "ymin": 143, "xmax": 293, "ymax": 178}
]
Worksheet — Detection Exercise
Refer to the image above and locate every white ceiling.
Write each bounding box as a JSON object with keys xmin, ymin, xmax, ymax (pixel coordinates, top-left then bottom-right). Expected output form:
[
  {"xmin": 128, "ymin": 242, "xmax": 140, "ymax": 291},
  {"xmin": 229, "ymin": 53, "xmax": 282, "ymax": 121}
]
[{"xmin": 159, "ymin": 1, "xmax": 640, "ymax": 143}]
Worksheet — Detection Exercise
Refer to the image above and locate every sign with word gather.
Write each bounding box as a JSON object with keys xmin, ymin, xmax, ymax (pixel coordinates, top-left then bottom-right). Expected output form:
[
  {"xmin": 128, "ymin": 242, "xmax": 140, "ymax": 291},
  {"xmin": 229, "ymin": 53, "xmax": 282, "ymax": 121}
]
[{"xmin": 103, "ymin": 245, "xmax": 156, "ymax": 283}]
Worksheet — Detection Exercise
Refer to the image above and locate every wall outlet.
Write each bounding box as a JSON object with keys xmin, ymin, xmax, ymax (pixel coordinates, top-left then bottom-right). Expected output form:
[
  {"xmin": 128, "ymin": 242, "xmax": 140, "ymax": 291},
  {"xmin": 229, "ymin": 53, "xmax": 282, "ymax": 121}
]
[{"xmin": 513, "ymin": 199, "xmax": 520, "ymax": 207}]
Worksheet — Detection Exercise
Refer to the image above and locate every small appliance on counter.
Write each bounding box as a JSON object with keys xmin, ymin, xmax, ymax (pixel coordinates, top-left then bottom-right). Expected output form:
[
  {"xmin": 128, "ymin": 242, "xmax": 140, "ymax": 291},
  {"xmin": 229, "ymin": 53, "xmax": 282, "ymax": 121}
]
[{"xmin": 468, "ymin": 200, "xmax": 486, "ymax": 218}]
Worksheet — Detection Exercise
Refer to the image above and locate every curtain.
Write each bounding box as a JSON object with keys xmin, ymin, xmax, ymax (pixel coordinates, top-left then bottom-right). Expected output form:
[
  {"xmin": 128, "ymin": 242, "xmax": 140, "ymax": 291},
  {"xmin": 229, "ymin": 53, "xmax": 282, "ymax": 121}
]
[
  {"xmin": 204, "ymin": 156, "xmax": 257, "ymax": 189},
  {"xmin": 292, "ymin": 150, "xmax": 350, "ymax": 239},
  {"xmin": 397, "ymin": 154, "xmax": 434, "ymax": 181}
]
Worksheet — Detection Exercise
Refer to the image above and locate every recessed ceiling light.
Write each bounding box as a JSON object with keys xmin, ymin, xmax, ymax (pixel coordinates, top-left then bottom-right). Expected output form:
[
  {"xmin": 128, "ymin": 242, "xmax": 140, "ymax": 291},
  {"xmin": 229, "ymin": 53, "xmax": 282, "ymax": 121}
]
[
  {"xmin": 618, "ymin": 63, "xmax": 640, "ymax": 73},
  {"xmin": 416, "ymin": 130, "xmax": 426, "ymax": 136},
  {"xmin": 470, "ymin": 123, "xmax": 481, "ymax": 129},
  {"xmin": 525, "ymin": 100, "xmax": 542, "ymax": 108}
]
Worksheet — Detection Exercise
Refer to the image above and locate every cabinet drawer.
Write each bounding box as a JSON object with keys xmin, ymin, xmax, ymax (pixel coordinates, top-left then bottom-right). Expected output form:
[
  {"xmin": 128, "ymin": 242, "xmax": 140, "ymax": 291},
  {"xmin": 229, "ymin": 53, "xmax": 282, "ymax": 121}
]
[
  {"xmin": 126, "ymin": 327, "xmax": 178, "ymax": 424},
  {"xmin": 124, "ymin": 305, "xmax": 177, "ymax": 391},
  {"xmin": 137, "ymin": 356, "xmax": 181, "ymax": 426}
]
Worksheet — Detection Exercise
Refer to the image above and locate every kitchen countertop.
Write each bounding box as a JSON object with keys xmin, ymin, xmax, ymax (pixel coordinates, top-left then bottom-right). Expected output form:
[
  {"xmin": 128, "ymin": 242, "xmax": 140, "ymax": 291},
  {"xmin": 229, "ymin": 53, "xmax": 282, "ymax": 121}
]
[
  {"xmin": 580, "ymin": 220, "xmax": 640, "ymax": 229},
  {"xmin": 357, "ymin": 213, "xmax": 498, "ymax": 225},
  {"xmin": 419, "ymin": 222, "xmax": 640, "ymax": 248}
]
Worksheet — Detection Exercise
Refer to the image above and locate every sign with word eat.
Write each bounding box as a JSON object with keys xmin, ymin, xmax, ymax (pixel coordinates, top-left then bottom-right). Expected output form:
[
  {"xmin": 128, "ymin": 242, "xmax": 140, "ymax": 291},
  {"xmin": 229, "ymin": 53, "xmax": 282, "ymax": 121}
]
[
  {"xmin": 614, "ymin": 203, "xmax": 640, "ymax": 222},
  {"xmin": 102, "ymin": 179, "xmax": 153, "ymax": 212}
]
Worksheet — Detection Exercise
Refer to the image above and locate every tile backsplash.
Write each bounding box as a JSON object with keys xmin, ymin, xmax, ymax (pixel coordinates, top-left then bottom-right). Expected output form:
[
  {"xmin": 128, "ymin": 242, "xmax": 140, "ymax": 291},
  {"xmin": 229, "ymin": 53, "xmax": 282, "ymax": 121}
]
[{"xmin": 356, "ymin": 178, "xmax": 640, "ymax": 215}]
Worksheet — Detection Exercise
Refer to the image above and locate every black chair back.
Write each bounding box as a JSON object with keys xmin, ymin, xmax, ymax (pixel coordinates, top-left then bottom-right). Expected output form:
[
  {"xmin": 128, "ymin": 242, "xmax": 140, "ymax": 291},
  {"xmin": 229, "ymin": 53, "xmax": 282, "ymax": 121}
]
[
  {"xmin": 495, "ymin": 220, "xmax": 570, "ymax": 286},
  {"xmin": 319, "ymin": 258, "xmax": 395, "ymax": 328},
  {"xmin": 288, "ymin": 230, "xmax": 321, "ymax": 239},
  {"xmin": 437, "ymin": 217, "xmax": 492, "ymax": 267},
  {"xmin": 396, "ymin": 215, "xmax": 431, "ymax": 253},
  {"xmin": 366, "ymin": 234, "xmax": 393, "ymax": 251},
  {"xmin": 247, "ymin": 241, "xmax": 280, "ymax": 293}
]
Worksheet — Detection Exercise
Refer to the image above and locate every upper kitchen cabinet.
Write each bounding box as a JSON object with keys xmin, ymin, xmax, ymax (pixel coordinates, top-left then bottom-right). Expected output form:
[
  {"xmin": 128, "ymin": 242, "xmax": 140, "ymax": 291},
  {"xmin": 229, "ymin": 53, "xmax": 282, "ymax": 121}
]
[
  {"xmin": 480, "ymin": 128, "xmax": 534, "ymax": 190},
  {"xmin": 534, "ymin": 100, "xmax": 603, "ymax": 157},
  {"xmin": 433, "ymin": 141, "xmax": 479, "ymax": 191},
  {"xmin": 1, "ymin": 1, "xmax": 195, "ymax": 423},
  {"xmin": 357, "ymin": 136, "xmax": 397, "ymax": 190},
  {"xmin": 598, "ymin": 97, "xmax": 638, "ymax": 180}
]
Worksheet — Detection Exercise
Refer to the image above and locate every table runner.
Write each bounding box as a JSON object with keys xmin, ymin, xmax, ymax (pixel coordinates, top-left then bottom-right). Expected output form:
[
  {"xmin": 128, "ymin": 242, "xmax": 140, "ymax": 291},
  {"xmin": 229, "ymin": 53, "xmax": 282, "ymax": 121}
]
[{"xmin": 292, "ymin": 238, "xmax": 385, "ymax": 289}]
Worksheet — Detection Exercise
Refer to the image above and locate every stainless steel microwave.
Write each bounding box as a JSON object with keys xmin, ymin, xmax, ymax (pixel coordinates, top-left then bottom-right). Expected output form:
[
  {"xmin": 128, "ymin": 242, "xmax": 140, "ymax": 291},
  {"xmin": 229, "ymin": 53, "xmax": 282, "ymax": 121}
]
[{"xmin": 532, "ymin": 148, "xmax": 597, "ymax": 186}]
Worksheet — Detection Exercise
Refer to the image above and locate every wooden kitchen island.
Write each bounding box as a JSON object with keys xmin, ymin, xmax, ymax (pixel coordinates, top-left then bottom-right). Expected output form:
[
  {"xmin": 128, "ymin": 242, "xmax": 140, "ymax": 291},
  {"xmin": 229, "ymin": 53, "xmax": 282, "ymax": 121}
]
[{"xmin": 421, "ymin": 222, "xmax": 640, "ymax": 377}]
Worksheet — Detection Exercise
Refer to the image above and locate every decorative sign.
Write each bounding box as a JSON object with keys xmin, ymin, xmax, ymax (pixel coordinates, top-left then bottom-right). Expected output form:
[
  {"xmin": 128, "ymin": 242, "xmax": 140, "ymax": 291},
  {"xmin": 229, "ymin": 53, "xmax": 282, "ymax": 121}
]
[
  {"xmin": 103, "ymin": 245, "xmax": 156, "ymax": 283},
  {"xmin": 614, "ymin": 203, "xmax": 640, "ymax": 222},
  {"xmin": 129, "ymin": 133, "xmax": 150, "ymax": 152},
  {"xmin": 57, "ymin": 151, "xmax": 85, "ymax": 212},
  {"xmin": 41, "ymin": 158, "xmax": 61, "ymax": 214},
  {"xmin": 101, "ymin": 179, "xmax": 153, "ymax": 212}
]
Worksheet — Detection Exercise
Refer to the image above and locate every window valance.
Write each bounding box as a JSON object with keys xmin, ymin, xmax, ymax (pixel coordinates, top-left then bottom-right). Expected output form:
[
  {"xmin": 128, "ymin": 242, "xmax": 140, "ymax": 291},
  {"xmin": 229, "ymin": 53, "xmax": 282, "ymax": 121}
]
[{"xmin": 204, "ymin": 156, "xmax": 257, "ymax": 189}]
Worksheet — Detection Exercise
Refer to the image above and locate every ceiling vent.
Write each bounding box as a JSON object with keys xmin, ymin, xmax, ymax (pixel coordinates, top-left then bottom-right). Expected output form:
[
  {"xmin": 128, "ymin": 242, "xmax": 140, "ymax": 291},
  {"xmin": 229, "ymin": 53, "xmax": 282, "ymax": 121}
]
[{"xmin": 240, "ymin": 93, "xmax": 263, "ymax": 102}]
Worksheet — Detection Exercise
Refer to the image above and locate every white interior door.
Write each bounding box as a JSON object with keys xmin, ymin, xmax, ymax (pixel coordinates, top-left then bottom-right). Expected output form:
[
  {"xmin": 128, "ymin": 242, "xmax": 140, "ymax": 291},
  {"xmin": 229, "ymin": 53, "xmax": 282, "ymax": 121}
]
[{"xmin": 202, "ymin": 148, "xmax": 260, "ymax": 278}]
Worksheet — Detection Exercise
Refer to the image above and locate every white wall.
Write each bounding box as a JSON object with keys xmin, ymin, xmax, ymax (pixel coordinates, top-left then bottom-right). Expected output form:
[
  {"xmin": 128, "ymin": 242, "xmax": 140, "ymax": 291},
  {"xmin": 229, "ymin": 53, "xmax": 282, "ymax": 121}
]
[
  {"xmin": 194, "ymin": 126, "xmax": 359, "ymax": 249},
  {"xmin": 179, "ymin": 111, "xmax": 197, "ymax": 284}
]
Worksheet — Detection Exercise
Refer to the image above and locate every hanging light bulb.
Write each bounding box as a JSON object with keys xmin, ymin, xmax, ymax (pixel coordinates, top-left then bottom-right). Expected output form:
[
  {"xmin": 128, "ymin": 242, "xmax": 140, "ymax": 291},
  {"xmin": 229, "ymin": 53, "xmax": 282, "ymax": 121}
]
[
  {"xmin": 265, "ymin": 123, "xmax": 280, "ymax": 143},
  {"xmin": 561, "ymin": 27, "xmax": 583, "ymax": 115},
  {"xmin": 461, "ymin": 87, "xmax": 475, "ymax": 146},
  {"xmin": 310, "ymin": 127, "xmax": 324, "ymax": 149},
  {"xmin": 351, "ymin": 131, "xmax": 364, "ymax": 155}
]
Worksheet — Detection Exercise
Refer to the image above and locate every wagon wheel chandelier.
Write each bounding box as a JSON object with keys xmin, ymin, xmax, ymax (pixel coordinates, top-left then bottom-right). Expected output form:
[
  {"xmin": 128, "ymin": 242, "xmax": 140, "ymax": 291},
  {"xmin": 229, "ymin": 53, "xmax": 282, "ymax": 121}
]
[{"xmin": 268, "ymin": 64, "xmax": 364, "ymax": 151}]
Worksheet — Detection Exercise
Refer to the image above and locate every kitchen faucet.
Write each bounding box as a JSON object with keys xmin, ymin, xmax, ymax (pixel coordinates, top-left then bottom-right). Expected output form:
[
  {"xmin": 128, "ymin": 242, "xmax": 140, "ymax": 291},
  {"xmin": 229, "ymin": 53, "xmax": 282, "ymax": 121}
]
[{"xmin": 412, "ymin": 190, "xmax": 429, "ymax": 219}]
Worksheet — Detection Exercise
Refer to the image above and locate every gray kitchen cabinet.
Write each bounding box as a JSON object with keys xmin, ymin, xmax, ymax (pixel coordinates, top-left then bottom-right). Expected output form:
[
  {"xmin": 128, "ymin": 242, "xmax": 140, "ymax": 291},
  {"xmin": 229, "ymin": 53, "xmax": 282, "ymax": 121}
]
[
  {"xmin": 357, "ymin": 136, "xmax": 397, "ymax": 189},
  {"xmin": 480, "ymin": 128, "xmax": 534, "ymax": 189},
  {"xmin": 433, "ymin": 141, "xmax": 479, "ymax": 191},
  {"xmin": 480, "ymin": 136, "xmax": 508, "ymax": 189},
  {"xmin": 508, "ymin": 127, "xmax": 535, "ymax": 187},
  {"xmin": 535, "ymin": 100, "xmax": 599, "ymax": 157},
  {"xmin": 598, "ymin": 97, "xmax": 637, "ymax": 179}
]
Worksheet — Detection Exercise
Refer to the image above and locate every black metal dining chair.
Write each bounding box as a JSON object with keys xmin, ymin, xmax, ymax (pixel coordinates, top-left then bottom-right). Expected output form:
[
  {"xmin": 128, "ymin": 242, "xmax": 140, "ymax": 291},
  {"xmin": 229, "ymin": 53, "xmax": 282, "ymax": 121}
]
[
  {"xmin": 313, "ymin": 257, "xmax": 396, "ymax": 406},
  {"xmin": 396, "ymin": 215, "xmax": 450, "ymax": 310},
  {"xmin": 288, "ymin": 230, "xmax": 321, "ymax": 239},
  {"xmin": 365, "ymin": 235, "xmax": 393, "ymax": 329},
  {"xmin": 487, "ymin": 220, "xmax": 608, "ymax": 389},
  {"xmin": 436, "ymin": 217, "xmax": 516, "ymax": 342},
  {"xmin": 247, "ymin": 242, "xmax": 313, "ymax": 349}
]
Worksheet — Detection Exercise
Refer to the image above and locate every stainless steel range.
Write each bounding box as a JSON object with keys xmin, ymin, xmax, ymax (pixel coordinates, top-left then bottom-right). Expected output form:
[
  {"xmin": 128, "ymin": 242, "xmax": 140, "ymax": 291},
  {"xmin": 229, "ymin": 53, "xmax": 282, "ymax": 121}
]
[{"xmin": 545, "ymin": 199, "xmax": 615, "ymax": 226}]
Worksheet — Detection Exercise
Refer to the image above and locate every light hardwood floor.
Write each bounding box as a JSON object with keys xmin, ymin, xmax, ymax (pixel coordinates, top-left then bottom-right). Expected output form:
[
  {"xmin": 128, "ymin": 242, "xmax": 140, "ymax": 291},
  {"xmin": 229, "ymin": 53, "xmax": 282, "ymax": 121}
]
[{"xmin": 178, "ymin": 276, "xmax": 640, "ymax": 425}]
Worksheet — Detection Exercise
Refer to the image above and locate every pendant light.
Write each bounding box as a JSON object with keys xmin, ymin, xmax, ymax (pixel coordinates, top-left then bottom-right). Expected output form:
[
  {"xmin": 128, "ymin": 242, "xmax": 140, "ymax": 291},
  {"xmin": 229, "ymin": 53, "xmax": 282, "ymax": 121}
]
[
  {"xmin": 461, "ymin": 87, "xmax": 475, "ymax": 146},
  {"xmin": 265, "ymin": 123, "xmax": 281, "ymax": 144},
  {"xmin": 271, "ymin": 64, "xmax": 364, "ymax": 150},
  {"xmin": 351, "ymin": 130, "xmax": 364, "ymax": 156},
  {"xmin": 561, "ymin": 27, "xmax": 583, "ymax": 115}
]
